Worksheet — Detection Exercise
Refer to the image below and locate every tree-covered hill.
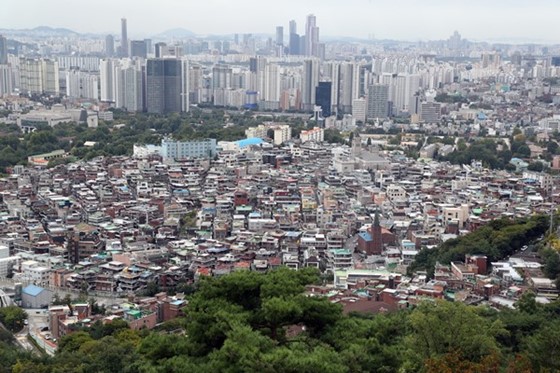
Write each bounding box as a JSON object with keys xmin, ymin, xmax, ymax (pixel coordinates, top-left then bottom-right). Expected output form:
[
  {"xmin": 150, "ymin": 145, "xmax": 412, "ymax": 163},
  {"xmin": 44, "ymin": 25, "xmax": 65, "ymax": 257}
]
[{"xmin": 408, "ymin": 214, "xmax": 549, "ymax": 277}]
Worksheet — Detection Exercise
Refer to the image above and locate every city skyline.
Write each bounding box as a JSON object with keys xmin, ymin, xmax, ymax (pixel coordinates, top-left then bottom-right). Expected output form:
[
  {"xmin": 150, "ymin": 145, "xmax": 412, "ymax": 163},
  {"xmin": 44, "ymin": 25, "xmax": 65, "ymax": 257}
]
[{"xmin": 2, "ymin": 0, "xmax": 560, "ymax": 44}]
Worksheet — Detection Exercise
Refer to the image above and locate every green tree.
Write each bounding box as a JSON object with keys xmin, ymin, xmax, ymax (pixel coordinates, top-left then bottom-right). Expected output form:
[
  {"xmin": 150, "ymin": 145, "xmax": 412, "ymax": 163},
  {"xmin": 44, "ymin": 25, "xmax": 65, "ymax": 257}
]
[
  {"xmin": 0, "ymin": 306, "xmax": 27, "ymax": 332},
  {"xmin": 405, "ymin": 301, "xmax": 505, "ymax": 368}
]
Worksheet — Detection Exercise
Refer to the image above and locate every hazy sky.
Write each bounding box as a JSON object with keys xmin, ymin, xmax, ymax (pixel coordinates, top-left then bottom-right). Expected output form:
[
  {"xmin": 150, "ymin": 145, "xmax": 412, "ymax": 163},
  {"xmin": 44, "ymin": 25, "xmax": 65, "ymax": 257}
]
[{"xmin": 2, "ymin": 0, "xmax": 559, "ymax": 43}]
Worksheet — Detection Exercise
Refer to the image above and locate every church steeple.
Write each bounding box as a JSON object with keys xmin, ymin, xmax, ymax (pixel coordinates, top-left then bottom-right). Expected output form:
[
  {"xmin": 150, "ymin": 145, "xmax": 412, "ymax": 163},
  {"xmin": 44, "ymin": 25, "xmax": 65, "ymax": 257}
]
[
  {"xmin": 374, "ymin": 209, "xmax": 380, "ymax": 227},
  {"xmin": 369, "ymin": 208, "xmax": 383, "ymax": 255}
]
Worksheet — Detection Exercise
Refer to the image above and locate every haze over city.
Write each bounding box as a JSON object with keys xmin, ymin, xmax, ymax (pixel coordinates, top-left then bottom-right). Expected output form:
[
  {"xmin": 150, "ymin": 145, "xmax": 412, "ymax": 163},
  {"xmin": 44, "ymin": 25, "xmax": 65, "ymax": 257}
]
[{"xmin": 3, "ymin": 0, "xmax": 560, "ymax": 43}]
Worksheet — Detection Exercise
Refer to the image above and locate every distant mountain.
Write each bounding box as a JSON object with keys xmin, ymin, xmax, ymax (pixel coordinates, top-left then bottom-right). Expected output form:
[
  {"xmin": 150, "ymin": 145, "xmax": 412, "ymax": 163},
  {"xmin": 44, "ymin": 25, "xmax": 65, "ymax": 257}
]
[
  {"xmin": 153, "ymin": 28, "xmax": 196, "ymax": 39},
  {"xmin": 0, "ymin": 26, "xmax": 79, "ymax": 37}
]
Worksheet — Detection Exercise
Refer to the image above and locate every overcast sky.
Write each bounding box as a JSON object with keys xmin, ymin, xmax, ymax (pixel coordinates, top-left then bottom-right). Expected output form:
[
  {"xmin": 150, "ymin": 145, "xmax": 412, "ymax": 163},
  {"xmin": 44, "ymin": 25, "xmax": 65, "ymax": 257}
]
[{"xmin": 2, "ymin": 0, "xmax": 559, "ymax": 43}]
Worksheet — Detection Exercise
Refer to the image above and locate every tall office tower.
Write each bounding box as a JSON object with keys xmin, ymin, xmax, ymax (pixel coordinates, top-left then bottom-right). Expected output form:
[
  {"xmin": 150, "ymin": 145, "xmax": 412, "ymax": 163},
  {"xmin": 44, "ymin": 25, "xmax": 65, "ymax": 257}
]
[
  {"xmin": 130, "ymin": 40, "xmax": 147, "ymax": 58},
  {"xmin": 105, "ymin": 35, "xmax": 114, "ymax": 57},
  {"xmin": 367, "ymin": 84, "xmax": 389, "ymax": 120},
  {"xmin": 302, "ymin": 59, "xmax": 319, "ymax": 111},
  {"xmin": 146, "ymin": 58, "xmax": 188, "ymax": 113},
  {"xmin": 0, "ymin": 35, "xmax": 8, "ymax": 64},
  {"xmin": 305, "ymin": 14, "xmax": 319, "ymax": 57},
  {"xmin": 275, "ymin": 26, "xmax": 284, "ymax": 46},
  {"xmin": 120, "ymin": 18, "xmax": 128, "ymax": 57},
  {"xmin": 448, "ymin": 30, "xmax": 461, "ymax": 51},
  {"xmin": 315, "ymin": 82, "xmax": 332, "ymax": 117},
  {"xmin": 289, "ymin": 33, "xmax": 300, "ymax": 55},
  {"xmin": 144, "ymin": 39, "xmax": 152, "ymax": 55},
  {"xmin": 288, "ymin": 20, "xmax": 299, "ymax": 55},
  {"xmin": 155, "ymin": 42, "xmax": 166, "ymax": 58}
]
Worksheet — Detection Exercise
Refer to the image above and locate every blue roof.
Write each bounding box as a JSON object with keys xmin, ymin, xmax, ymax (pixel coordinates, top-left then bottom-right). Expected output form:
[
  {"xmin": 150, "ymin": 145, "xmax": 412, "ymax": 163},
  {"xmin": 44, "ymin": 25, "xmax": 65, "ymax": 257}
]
[
  {"xmin": 237, "ymin": 137, "xmax": 264, "ymax": 148},
  {"xmin": 22, "ymin": 284, "xmax": 45, "ymax": 297},
  {"xmin": 358, "ymin": 232, "xmax": 373, "ymax": 242}
]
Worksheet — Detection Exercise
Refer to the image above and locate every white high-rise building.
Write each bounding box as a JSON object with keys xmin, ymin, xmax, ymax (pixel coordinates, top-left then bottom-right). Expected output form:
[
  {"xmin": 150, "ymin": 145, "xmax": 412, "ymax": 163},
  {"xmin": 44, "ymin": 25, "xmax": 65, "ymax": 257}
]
[
  {"xmin": 352, "ymin": 97, "xmax": 367, "ymax": 123},
  {"xmin": 263, "ymin": 63, "xmax": 280, "ymax": 109},
  {"xmin": 0, "ymin": 65, "xmax": 13, "ymax": 95},
  {"xmin": 180, "ymin": 59, "xmax": 190, "ymax": 112},
  {"xmin": 100, "ymin": 58, "xmax": 116, "ymax": 102},
  {"xmin": 65, "ymin": 69, "xmax": 99, "ymax": 100},
  {"xmin": 117, "ymin": 60, "xmax": 144, "ymax": 112},
  {"xmin": 324, "ymin": 61, "xmax": 340, "ymax": 116},
  {"xmin": 339, "ymin": 62, "xmax": 359, "ymax": 114}
]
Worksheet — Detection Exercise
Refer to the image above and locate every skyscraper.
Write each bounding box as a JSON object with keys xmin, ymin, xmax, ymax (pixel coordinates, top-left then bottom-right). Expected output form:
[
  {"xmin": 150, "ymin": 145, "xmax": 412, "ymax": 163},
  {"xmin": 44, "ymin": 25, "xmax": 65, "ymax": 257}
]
[
  {"xmin": 121, "ymin": 18, "xmax": 128, "ymax": 57},
  {"xmin": 288, "ymin": 20, "xmax": 299, "ymax": 55},
  {"xmin": 105, "ymin": 35, "xmax": 114, "ymax": 57},
  {"xmin": 146, "ymin": 58, "xmax": 188, "ymax": 114},
  {"xmin": 367, "ymin": 84, "xmax": 389, "ymax": 120},
  {"xmin": 130, "ymin": 40, "xmax": 147, "ymax": 58},
  {"xmin": 289, "ymin": 33, "xmax": 300, "ymax": 55},
  {"xmin": 0, "ymin": 35, "xmax": 8, "ymax": 65},
  {"xmin": 305, "ymin": 14, "xmax": 319, "ymax": 57},
  {"xmin": 275, "ymin": 26, "xmax": 283, "ymax": 46},
  {"xmin": 302, "ymin": 59, "xmax": 319, "ymax": 111},
  {"xmin": 289, "ymin": 20, "xmax": 297, "ymax": 35},
  {"xmin": 315, "ymin": 82, "xmax": 332, "ymax": 117}
]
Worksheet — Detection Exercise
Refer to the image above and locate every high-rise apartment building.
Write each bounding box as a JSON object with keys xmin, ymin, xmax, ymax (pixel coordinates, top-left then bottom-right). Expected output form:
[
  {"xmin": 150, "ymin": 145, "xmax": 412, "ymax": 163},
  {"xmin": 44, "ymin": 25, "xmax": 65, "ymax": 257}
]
[
  {"xmin": 0, "ymin": 65, "xmax": 13, "ymax": 95},
  {"xmin": 120, "ymin": 18, "xmax": 128, "ymax": 57},
  {"xmin": 114, "ymin": 59, "xmax": 145, "ymax": 112},
  {"xmin": 105, "ymin": 35, "xmax": 114, "ymax": 57},
  {"xmin": 65, "ymin": 69, "xmax": 99, "ymax": 100},
  {"xmin": 263, "ymin": 63, "xmax": 280, "ymax": 109},
  {"xmin": 0, "ymin": 35, "xmax": 8, "ymax": 65},
  {"xmin": 212, "ymin": 64, "xmax": 232, "ymax": 89},
  {"xmin": 100, "ymin": 58, "xmax": 116, "ymax": 102},
  {"xmin": 18, "ymin": 58, "xmax": 59, "ymax": 95}
]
